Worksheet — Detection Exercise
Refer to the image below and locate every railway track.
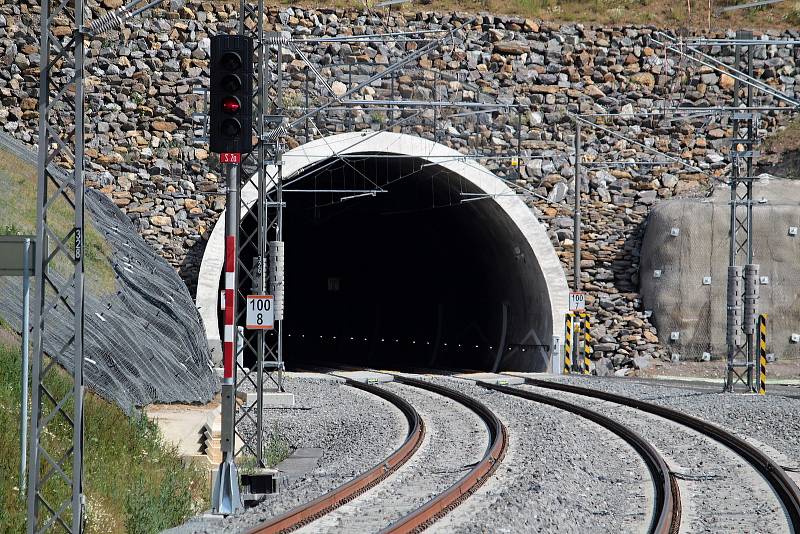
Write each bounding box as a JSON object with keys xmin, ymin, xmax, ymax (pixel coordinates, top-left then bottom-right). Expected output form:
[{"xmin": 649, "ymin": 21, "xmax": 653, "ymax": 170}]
[
  {"xmin": 510, "ymin": 376, "xmax": 800, "ymax": 533},
  {"xmin": 247, "ymin": 372, "xmax": 507, "ymax": 534},
  {"xmin": 476, "ymin": 380, "xmax": 679, "ymax": 534},
  {"xmin": 242, "ymin": 367, "xmax": 800, "ymax": 533},
  {"xmin": 245, "ymin": 376, "xmax": 423, "ymax": 533}
]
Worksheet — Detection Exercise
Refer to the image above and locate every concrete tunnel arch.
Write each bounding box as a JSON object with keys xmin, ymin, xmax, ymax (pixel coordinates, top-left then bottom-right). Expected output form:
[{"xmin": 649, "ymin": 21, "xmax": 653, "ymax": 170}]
[{"xmin": 196, "ymin": 131, "xmax": 569, "ymax": 372}]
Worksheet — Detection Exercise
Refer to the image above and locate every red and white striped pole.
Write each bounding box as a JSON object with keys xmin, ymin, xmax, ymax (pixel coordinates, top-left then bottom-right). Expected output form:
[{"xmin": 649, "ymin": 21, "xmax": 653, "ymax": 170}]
[
  {"xmin": 212, "ymin": 156, "xmax": 242, "ymax": 514},
  {"xmin": 223, "ymin": 234, "xmax": 236, "ymax": 380}
]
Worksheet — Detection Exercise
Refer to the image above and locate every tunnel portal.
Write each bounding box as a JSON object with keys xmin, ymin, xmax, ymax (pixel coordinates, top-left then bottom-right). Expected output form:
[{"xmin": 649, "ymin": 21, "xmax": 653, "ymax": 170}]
[{"xmin": 198, "ymin": 132, "xmax": 568, "ymax": 373}]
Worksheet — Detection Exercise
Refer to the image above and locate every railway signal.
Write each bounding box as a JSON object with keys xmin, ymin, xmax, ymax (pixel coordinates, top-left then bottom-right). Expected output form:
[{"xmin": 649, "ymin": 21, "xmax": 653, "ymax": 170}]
[{"xmin": 210, "ymin": 34, "xmax": 254, "ymax": 154}]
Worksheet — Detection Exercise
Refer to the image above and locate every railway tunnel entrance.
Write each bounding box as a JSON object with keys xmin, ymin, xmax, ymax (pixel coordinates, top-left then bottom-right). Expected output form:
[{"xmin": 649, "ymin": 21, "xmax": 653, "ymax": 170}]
[{"xmin": 196, "ymin": 132, "xmax": 568, "ymax": 373}]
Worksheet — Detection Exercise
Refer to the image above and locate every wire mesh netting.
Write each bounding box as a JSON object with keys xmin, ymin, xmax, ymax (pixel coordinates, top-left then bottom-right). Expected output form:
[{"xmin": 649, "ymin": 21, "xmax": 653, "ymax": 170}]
[
  {"xmin": 0, "ymin": 139, "xmax": 219, "ymax": 414},
  {"xmin": 641, "ymin": 192, "xmax": 800, "ymax": 367}
]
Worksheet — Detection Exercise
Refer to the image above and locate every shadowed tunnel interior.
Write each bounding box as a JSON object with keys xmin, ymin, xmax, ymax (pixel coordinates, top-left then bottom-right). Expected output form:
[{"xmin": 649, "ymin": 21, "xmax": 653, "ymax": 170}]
[{"xmin": 226, "ymin": 155, "xmax": 553, "ymax": 372}]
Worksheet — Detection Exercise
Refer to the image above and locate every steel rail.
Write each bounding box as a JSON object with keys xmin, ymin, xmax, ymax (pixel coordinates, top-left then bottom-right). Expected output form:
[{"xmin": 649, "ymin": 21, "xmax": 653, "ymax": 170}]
[
  {"xmin": 522, "ymin": 377, "xmax": 800, "ymax": 531},
  {"xmin": 246, "ymin": 377, "xmax": 424, "ymax": 534},
  {"xmin": 380, "ymin": 373, "xmax": 508, "ymax": 533},
  {"xmin": 477, "ymin": 381, "xmax": 679, "ymax": 534}
]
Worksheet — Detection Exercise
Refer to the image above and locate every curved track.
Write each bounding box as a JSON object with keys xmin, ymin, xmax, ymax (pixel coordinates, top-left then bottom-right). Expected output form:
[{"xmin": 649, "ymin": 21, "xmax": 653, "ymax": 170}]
[
  {"xmin": 247, "ymin": 377, "xmax": 424, "ymax": 534},
  {"xmin": 382, "ymin": 374, "xmax": 508, "ymax": 533},
  {"xmin": 477, "ymin": 380, "xmax": 679, "ymax": 534},
  {"xmin": 248, "ymin": 373, "xmax": 508, "ymax": 533},
  {"xmin": 521, "ymin": 376, "xmax": 800, "ymax": 532}
]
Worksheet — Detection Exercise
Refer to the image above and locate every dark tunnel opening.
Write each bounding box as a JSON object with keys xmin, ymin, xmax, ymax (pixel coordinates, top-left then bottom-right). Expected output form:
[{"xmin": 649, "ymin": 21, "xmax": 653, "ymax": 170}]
[{"xmin": 222, "ymin": 155, "xmax": 553, "ymax": 372}]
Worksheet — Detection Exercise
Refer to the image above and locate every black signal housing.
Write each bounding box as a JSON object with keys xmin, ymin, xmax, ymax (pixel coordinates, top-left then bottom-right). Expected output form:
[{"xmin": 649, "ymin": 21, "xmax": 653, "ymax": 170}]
[{"xmin": 210, "ymin": 35, "xmax": 253, "ymax": 154}]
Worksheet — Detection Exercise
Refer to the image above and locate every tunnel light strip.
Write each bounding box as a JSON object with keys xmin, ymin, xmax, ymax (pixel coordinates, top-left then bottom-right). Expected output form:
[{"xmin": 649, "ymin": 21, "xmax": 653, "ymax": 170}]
[{"xmin": 284, "ymin": 332, "xmax": 549, "ymax": 352}]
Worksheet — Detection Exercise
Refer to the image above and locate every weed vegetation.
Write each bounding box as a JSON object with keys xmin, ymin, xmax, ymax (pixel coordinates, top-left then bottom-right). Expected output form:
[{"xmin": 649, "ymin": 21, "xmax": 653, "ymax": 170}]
[
  {"xmin": 0, "ymin": 333, "xmax": 208, "ymax": 533},
  {"xmin": 238, "ymin": 422, "xmax": 293, "ymax": 475},
  {"xmin": 275, "ymin": 0, "xmax": 800, "ymax": 30},
  {"xmin": 0, "ymin": 148, "xmax": 116, "ymax": 295}
]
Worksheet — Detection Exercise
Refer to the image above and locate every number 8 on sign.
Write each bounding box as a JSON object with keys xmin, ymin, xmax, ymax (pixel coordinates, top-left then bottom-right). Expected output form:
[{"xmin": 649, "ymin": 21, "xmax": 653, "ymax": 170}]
[{"xmin": 246, "ymin": 295, "xmax": 274, "ymax": 330}]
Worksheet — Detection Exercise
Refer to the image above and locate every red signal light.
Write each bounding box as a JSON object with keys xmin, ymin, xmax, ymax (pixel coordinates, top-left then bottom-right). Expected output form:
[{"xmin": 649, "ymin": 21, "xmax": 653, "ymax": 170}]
[{"xmin": 222, "ymin": 96, "xmax": 241, "ymax": 114}]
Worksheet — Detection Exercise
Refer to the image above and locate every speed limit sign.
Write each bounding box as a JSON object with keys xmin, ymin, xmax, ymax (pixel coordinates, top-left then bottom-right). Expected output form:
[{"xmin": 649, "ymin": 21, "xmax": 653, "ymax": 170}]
[{"xmin": 246, "ymin": 295, "xmax": 274, "ymax": 330}]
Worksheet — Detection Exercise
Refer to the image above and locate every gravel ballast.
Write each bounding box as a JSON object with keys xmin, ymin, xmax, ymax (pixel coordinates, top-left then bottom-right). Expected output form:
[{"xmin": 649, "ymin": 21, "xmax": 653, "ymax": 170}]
[
  {"xmin": 166, "ymin": 373, "xmax": 407, "ymax": 534},
  {"xmin": 298, "ymin": 381, "xmax": 488, "ymax": 533},
  {"xmin": 543, "ymin": 375, "xmax": 800, "ymax": 477},
  {"xmin": 412, "ymin": 375, "xmax": 652, "ymax": 534},
  {"xmin": 521, "ymin": 383, "xmax": 790, "ymax": 534}
]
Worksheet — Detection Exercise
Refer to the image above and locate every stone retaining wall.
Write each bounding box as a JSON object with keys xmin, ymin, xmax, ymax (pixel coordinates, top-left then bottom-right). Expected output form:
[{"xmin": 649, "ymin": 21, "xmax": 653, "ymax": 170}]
[{"xmin": 2, "ymin": 0, "xmax": 798, "ymax": 367}]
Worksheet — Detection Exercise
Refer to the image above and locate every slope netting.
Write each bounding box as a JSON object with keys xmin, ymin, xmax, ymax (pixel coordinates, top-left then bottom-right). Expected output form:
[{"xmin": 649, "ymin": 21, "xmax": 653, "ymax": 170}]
[{"xmin": 0, "ymin": 150, "xmax": 218, "ymax": 413}]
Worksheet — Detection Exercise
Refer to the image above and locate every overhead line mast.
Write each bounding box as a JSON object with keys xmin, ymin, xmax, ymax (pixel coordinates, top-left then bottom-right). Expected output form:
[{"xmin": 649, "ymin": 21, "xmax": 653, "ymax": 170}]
[{"xmin": 29, "ymin": 0, "xmax": 168, "ymax": 531}]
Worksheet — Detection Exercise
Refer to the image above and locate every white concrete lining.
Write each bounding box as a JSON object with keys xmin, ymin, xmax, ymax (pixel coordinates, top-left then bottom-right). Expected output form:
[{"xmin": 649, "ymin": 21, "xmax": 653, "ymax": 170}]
[{"xmin": 196, "ymin": 131, "xmax": 569, "ymax": 369}]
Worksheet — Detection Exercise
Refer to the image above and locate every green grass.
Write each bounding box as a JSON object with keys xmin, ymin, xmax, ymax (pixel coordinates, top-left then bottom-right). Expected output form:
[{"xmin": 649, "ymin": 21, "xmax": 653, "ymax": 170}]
[
  {"xmin": 238, "ymin": 422, "xmax": 293, "ymax": 475},
  {"xmin": 0, "ymin": 333, "xmax": 208, "ymax": 533},
  {"xmin": 0, "ymin": 149, "xmax": 116, "ymax": 295}
]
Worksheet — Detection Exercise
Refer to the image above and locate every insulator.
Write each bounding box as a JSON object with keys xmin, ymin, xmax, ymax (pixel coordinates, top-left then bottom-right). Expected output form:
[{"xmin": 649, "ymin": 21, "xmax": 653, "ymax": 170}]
[
  {"xmin": 270, "ymin": 241, "xmax": 285, "ymax": 320},
  {"xmin": 727, "ymin": 265, "xmax": 743, "ymax": 303},
  {"xmin": 264, "ymin": 125, "xmax": 286, "ymax": 141},
  {"xmin": 743, "ymin": 264, "xmax": 759, "ymax": 334},
  {"xmin": 264, "ymin": 33, "xmax": 290, "ymax": 45},
  {"xmin": 90, "ymin": 7, "xmax": 131, "ymax": 35},
  {"xmin": 726, "ymin": 266, "xmax": 743, "ymax": 345},
  {"xmin": 743, "ymin": 264, "xmax": 759, "ymax": 298}
]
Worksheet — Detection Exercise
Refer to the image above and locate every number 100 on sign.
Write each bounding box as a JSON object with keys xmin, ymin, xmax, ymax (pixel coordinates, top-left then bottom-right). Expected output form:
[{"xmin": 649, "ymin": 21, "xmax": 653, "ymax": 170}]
[{"xmin": 246, "ymin": 295, "xmax": 274, "ymax": 329}]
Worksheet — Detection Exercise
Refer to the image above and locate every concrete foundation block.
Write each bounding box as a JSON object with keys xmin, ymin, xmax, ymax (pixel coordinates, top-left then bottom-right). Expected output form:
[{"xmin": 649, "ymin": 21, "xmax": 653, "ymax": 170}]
[
  {"xmin": 332, "ymin": 370, "xmax": 393, "ymax": 383},
  {"xmin": 235, "ymin": 390, "xmax": 295, "ymax": 406},
  {"xmin": 456, "ymin": 372, "xmax": 525, "ymax": 385}
]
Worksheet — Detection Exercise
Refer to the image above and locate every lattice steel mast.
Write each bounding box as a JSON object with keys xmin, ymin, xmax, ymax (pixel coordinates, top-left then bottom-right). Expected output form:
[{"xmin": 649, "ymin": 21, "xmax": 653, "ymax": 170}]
[
  {"xmin": 725, "ymin": 30, "xmax": 760, "ymax": 392},
  {"xmin": 28, "ymin": 0, "xmax": 86, "ymax": 530},
  {"xmin": 231, "ymin": 0, "xmax": 286, "ymax": 469}
]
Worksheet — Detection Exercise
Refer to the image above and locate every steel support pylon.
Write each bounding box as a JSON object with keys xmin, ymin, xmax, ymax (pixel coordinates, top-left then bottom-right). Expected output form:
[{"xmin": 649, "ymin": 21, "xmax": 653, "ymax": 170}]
[
  {"xmin": 28, "ymin": 0, "xmax": 87, "ymax": 530},
  {"xmin": 725, "ymin": 30, "xmax": 758, "ymax": 393},
  {"xmin": 233, "ymin": 1, "xmax": 285, "ymax": 467}
]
